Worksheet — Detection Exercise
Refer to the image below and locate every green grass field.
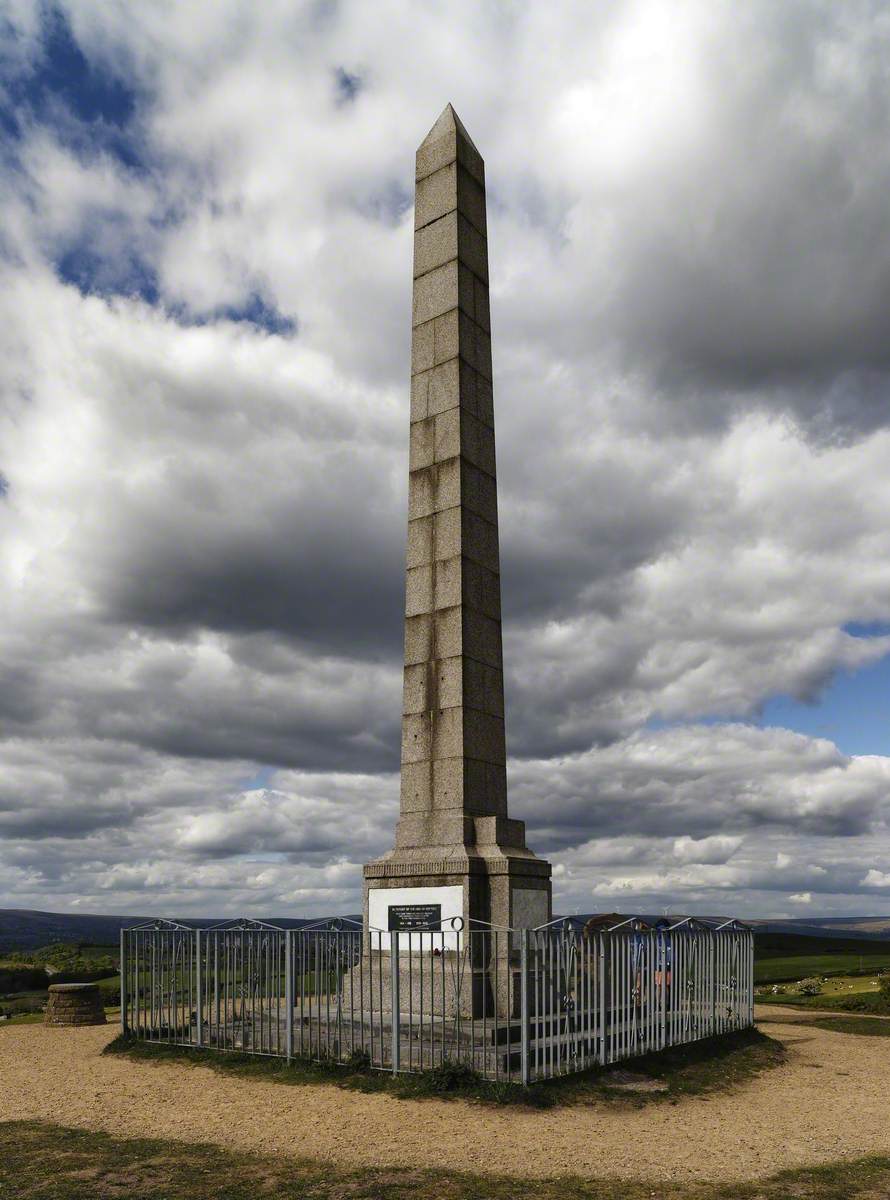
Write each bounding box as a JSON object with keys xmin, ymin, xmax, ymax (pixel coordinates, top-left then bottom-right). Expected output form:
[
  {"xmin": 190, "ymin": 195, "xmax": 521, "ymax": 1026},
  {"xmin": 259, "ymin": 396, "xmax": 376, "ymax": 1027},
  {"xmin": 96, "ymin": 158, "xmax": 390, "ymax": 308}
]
[
  {"xmin": 754, "ymin": 952, "xmax": 890, "ymax": 983},
  {"xmin": 758, "ymin": 995, "xmax": 890, "ymax": 1016},
  {"xmin": 4, "ymin": 1121, "xmax": 890, "ymax": 1200},
  {"xmin": 755, "ymin": 971, "xmax": 890, "ymax": 1016},
  {"xmin": 758, "ymin": 971, "xmax": 883, "ymax": 997},
  {"xmin": 69, "ymin": 944, "xmax": 119, "ymax": 962}
]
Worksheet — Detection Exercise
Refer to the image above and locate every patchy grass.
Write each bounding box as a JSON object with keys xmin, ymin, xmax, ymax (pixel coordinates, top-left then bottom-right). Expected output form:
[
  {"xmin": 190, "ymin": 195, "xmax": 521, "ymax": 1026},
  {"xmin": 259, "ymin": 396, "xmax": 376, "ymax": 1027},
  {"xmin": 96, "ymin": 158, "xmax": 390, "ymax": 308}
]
[
  {"xmin": 758, "ymin": 979, "xmax": 890, "ymax": 1017},
  {"xmin": 103, "ymin": 1025, "xmax": 784, "ymax": 1109},
  {"xmin": 552, "ymin": 1026, "xmax": 786, "ymax": 1107},
  {"xmin": 0, "ymin": 1011, "xmax": 44, "ymax": 1026},
  {"xmin": 3, "ymin": 1120, "xmax": 890, "ymax": 1200},
  {"xmin": 785, "ymin": 1015, "xmax": 890, "ymax": 1038},
  {"xmin": 1, "ymin": 1005, "xmax": 120, "ymax": 1028},
  {"xmin": 758, "ymin": 971, "xmax": 886, "ymax": 998}
]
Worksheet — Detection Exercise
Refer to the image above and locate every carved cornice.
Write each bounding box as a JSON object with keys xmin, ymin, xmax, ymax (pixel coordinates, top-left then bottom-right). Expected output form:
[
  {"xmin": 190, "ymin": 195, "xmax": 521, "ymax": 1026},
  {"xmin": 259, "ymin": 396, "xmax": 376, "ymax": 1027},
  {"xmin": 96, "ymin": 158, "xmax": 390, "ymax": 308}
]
[{"xmin": 364, "ymin": 857, "xmax": 551, "ymax": 880}]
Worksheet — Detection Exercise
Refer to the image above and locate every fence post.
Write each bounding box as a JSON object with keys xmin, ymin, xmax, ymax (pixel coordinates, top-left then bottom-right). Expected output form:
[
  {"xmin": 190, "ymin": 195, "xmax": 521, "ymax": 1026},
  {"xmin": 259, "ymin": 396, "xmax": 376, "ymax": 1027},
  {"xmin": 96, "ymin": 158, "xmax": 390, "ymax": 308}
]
[
  {"xmin": 285, "ymin": 931, "xmax": 294, "ymax": 1062},
  {"xmin": 748, "ymin": 930, "xmax": 754, "ymax": 1027},
  {"xmin": 520, "ymin": 929, "xmax": 530, "ymax": 1085},
  {"xmin": 600, "ymin": 934, "xmax": 608, "ymax": 1064},
  {"xmin": 195, "ymin": 929, "xmax": 203, "ymax": 1048},
  {"xmin": 119, "ymin": 929, "xmax": 128, "ymax": 1034},
  {"xmin": 391, "ymin": 930, "xmax": 400, "ymax": 1075}
]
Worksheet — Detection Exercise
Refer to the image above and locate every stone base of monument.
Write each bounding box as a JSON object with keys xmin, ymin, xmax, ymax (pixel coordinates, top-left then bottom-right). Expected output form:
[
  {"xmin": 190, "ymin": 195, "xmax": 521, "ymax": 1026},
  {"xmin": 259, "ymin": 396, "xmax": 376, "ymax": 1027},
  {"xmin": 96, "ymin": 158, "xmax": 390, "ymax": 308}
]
[
  {"xmin": 44, "ymin": 982, "xmax": 107, "ymax": 1027},
  {"xmin": 341, "ymin": 949, "xmax": 495, "ymax": 1021},
  {"xmin": 205, "ymin": 1005, "xmax": 579, "ymax": 1076},
  {"xmin": 295, "ymin": 1014, "xmax": 574, "ymax": 1076},
  {"xmin": 359, "ymin": 855, "xmax": 554, "ymax": 1020},
  {"xmin": 340, "ymin": 946, "xmax": 561, "ymax": 1024}
]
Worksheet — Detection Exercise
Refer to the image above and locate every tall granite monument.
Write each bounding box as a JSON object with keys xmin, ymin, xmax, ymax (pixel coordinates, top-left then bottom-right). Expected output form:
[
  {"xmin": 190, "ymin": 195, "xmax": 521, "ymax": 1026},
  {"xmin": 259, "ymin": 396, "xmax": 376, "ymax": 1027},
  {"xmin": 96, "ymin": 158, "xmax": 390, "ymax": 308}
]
[{"xmin": 363, "ymin": 106, "xmax": 552, "ymax": 946}]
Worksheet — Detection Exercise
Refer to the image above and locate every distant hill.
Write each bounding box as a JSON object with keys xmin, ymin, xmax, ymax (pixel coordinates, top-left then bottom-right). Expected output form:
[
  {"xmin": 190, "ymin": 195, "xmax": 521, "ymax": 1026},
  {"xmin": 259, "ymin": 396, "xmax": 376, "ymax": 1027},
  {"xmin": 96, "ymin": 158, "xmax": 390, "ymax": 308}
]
[
  {"xmin": 753, "ymin": 930, "xmax": 890, "ymax": 959},
  {"xmin": 0, "ymin": 909, "xmax": 362, "ymax": 951},
  {"xmin": 747, "ymin": 917, "xmax": 890, "ymax": 942},
  {"xmin": 563, "ymin": 914, "xmax": 890, "ymax": 939},
  {"xmin": 0, "ymin": 909, "xmax": 149, "ymax": 950},
  {"xmin": 3, "ymin": 906, "xmax": 889, "ymax": 953}
]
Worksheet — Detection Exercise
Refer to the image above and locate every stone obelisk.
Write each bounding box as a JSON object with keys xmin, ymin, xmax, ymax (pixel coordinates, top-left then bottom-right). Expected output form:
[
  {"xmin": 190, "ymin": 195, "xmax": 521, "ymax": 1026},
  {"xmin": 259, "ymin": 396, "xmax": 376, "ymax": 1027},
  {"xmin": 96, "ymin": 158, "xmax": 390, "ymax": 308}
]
[{"xmin": 363, "ymin": 106, "xmax": 552, "ymax": 943}]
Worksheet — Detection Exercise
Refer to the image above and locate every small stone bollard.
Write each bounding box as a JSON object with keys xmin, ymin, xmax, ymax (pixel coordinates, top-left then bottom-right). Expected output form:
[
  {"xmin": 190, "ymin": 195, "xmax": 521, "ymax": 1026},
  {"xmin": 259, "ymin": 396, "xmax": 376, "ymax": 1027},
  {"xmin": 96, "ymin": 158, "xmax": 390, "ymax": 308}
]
[{"xmin": 44, "ymin": 982, "xmax": 107, "ymax": 1027}]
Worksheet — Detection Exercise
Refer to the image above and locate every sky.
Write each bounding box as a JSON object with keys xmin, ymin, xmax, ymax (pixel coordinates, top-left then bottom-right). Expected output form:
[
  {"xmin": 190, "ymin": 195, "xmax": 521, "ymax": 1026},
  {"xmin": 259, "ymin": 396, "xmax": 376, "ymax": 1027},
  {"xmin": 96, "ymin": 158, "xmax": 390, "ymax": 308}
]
[{"xmin": 2, "ymin": 0, "xmax": 890, "ymax": 921}]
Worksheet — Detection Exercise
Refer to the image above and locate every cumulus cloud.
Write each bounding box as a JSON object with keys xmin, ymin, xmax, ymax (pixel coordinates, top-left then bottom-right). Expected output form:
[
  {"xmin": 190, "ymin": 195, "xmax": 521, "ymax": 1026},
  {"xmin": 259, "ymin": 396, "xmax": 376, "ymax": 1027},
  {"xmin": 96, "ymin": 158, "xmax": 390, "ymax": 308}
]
[{"xmin": 1, "ymin": 1, "xmax": 890, "ymax": 918}]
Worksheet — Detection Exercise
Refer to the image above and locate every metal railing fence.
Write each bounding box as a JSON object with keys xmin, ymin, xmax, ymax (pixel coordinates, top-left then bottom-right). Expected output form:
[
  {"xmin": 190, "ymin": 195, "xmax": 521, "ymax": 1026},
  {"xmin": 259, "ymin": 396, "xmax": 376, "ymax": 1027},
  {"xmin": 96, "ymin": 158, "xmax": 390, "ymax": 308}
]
[{"xmin": 120, "ymin": 916, "xmax": 753, "ymax": 1083}]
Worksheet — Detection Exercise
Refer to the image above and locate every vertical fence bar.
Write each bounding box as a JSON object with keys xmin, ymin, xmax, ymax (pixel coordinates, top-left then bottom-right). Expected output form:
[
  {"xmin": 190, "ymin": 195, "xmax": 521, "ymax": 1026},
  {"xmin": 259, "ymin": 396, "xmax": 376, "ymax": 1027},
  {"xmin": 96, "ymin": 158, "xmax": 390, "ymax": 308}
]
[
  {"xmin": 609, "ymin": 926, "xmax": 618, "ymax": 1060},
  {"xmin": 285, "ymin": 931, "xmax": 293, "ymax": 1061},
  {"xmin": 133, "ymin": 930, "xmax": 139, "ymax": 1037},
  {"xmin": 120, "ymin": 930, "xmax": 128, "ymax": 1035},
  {"xmin": 298, "ymin": 931, "xmax": 305, "ymax": 1058},
  {"xmin": 391, "ymin": 930, "xmax": 400, "ymax": 1075},
  {"xmin": 195, "ymin": 929, "xmax": 203, "ymax": 1048},
  {"xmin": 159, "ymin": 934, "xmax": 165, "ymax": 1040},
  {"xmin": 148, "ymin": 934, "xmax": 154, "ymax": 1040},
  {"xmin": 520, "ymin": 928, "xmax": 529, "ymax": 1085},
  {"xmin": 749, "ymin": 930, "xmax": 755, "ymax": 1026},
  {"xmin": 226, "ymin": 933, "xmax": 232, "ymax": 1050},
  {"xmin": 131, "ymin": 930, "xmax": 137, "ymax": 1037},
  {"xmin": 324, "ymin": 932, "xmax": 331, "ymax": 1060},
  {"xmin": 212, "ymin": 934, "xmax": 219, "ymax": 1046},
  {"xmin": 366, "ymin": 930, "xmax": 374, "ymax": 1066}
]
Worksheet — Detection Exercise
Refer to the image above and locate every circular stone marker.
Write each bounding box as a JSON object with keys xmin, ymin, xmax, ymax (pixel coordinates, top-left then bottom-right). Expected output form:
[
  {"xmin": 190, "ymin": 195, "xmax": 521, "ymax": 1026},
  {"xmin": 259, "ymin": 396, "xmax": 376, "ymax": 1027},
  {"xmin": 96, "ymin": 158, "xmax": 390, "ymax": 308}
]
[{"xmin": 44, "ymin": 982, "xmax": 107, "ymax": 1027}]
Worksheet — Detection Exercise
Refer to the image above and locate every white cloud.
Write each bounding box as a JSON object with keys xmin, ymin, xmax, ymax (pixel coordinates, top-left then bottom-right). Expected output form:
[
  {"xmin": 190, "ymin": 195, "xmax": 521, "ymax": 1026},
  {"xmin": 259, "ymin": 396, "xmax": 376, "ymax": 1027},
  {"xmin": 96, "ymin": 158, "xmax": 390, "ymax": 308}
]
[
  {"xmin": 2, "ymin": 1, "xmax": 890, "ymax": 918},
  {"xmin": 673, "ymin": 836, "xmax": 743, "ymax": 865}
]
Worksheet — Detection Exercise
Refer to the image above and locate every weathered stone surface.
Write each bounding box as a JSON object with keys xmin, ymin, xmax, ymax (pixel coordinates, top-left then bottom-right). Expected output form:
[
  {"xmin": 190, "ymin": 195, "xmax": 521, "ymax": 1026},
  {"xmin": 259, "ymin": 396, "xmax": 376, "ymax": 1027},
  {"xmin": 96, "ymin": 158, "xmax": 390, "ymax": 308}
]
[
  {"xmin": 364, "ymin": 105, "xmax": 551, "ymax": 945},
  {"xmin": 44, "ymin": 982, "xmax": 106, "ymax": 1027}
]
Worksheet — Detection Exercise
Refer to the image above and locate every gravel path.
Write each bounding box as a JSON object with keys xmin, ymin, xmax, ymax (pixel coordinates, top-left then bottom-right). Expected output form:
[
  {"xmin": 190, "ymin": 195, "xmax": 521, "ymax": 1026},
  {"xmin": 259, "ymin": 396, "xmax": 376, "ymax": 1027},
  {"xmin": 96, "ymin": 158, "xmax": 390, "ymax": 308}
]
[
  {"xmin": 754, "ymin": 1003, "xmax": 890, "ymax": 1022},
  {"xmin": 0, "ymin": 1017, "xmax": 887, "ymax": 1183}
]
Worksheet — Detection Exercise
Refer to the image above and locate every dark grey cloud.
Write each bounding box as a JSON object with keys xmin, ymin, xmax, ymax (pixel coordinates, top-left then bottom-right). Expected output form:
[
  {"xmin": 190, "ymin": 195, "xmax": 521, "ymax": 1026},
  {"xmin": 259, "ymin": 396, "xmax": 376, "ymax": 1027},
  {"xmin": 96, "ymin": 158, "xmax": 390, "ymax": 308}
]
[{"xmin": 512, "ymin": 725, "xmax": 890, "ymax": 852}]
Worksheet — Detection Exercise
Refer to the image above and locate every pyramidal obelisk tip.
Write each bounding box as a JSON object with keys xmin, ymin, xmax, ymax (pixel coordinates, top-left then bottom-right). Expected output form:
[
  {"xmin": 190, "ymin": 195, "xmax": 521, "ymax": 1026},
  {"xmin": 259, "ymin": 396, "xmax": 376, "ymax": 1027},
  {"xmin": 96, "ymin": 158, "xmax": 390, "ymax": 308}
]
[{"xmin": 419, "ymin": 103, "xmax": 480, "ymax": 154}]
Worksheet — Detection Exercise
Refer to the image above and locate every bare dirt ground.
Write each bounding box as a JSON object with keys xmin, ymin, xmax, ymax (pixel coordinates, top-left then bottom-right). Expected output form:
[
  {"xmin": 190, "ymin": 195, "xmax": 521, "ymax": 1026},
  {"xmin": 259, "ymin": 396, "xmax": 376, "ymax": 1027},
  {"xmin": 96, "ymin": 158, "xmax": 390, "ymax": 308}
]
[{"xmin": 0, "ymin": 1014, "xmax": 888, "ymax": 1184}]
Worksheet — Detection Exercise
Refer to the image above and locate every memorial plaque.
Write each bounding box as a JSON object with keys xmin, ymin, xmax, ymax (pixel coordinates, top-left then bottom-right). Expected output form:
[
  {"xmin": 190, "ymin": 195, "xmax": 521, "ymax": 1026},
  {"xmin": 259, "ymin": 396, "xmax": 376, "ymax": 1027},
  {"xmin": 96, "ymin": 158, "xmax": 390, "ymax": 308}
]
[{"xmin": 388, "ymin": 903, "xmax": 441, "ymax": 931}]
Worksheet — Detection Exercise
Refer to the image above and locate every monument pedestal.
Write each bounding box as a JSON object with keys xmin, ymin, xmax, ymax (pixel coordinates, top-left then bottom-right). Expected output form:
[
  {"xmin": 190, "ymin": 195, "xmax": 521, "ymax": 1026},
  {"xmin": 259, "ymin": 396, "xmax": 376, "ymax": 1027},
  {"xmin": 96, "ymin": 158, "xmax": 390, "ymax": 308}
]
[{"xmin": 362, "ymin": 834, "xmax": 551, "ymax": 1019}]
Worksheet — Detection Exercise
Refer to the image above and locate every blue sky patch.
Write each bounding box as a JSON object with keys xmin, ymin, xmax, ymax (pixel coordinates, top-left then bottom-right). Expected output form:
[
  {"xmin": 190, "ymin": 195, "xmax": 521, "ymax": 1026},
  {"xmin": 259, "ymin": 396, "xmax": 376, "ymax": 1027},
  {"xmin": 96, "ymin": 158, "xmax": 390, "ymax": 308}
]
[
  {"xmin": 846, "ymin": 621, "xmax": 890, "ymax": 639},
  {"xmin": 4, "ymin": 5, "xmax": 145, "ymax": 171},
  {"xmin": 218, "ymin": 294, "xmax": 297, "ymax": 336},
  {"xmin": 56, "ymin": 237, "xmax": 160, "ymax": 305},
  {"xmin": 242, "ymin": 765, "xmax": 277, "ymax": 791},
  {"xmin": 165, "ymin": 293, "xmax": 297, "ymax": 336},
  {"xmin": 758, "ymin": 653, "xmax": 890, "ymax": 757},
  {"xmin": 645, "ymin": 637, "xmax": 890, "ymax": 756}
]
